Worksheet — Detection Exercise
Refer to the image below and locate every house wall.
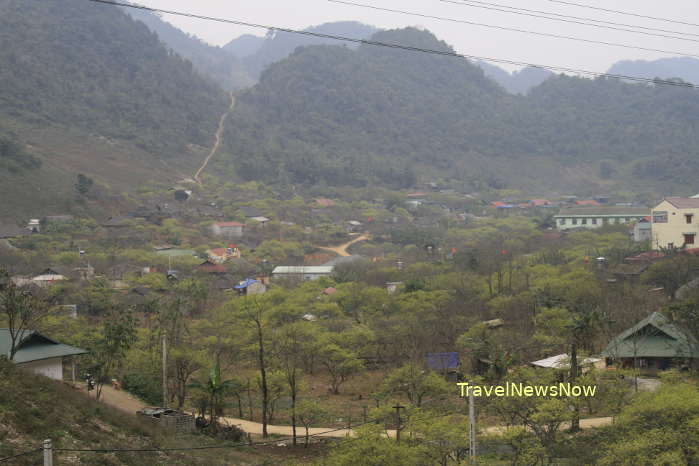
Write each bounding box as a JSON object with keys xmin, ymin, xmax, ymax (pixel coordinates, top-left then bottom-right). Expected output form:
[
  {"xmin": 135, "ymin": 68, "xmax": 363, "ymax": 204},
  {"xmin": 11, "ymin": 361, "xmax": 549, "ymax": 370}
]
[
  {"xmin": 210, "ymin": 225, "xmax": 243, "ymax": 238},
  {"xmin": 555, "ymin": 214, "xmax": 646, "ymax": 231},
  {"xmin": 651, "ymin": 200, "xmax": 699, "ymax": 250},
  {"xmin": 18, "ymin": 358, "xmax": 64, "ymax": 380},
  {"xmin": 633, "ymin": 223, "xmax": 652, "ymax": 242}
]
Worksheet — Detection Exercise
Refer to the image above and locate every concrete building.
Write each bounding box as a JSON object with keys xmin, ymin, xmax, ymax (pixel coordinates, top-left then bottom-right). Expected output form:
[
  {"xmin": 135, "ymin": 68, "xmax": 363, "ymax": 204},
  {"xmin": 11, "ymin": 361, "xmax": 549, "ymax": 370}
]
[
  {"xmin": 554, "ymin": 207, "xmax": 649, "ymax": 231},
  {"xmin": 633, "ymin": 218, "xmax": 652, "ymax": 242},
  {"xmin": 1, "ymin": 329, "xmax": 86, "ymax": 380},
  {"xmin": 651, "ymin": 198, "xmax": 699, "ymax": 250},
  {"xmin": 210, "ymin": 221, "xmax": 245, "ymax": 239},
  {"xmin": 272, "ymin": 266, "xmax": 333, "ymax": 281}
]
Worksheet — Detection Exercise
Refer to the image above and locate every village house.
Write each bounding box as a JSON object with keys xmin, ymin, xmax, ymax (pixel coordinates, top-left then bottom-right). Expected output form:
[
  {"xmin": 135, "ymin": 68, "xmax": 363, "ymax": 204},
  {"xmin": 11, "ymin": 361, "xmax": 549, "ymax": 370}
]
[
  {"xmin": 207, "ymin": 246, "xmax": 241, "ymax": 263},
  {"xmin": 272, "ymin": 265, "xmax": 334, "ymax": 281},
  {"xmin": 210, "ymin": 221, "xmax": 245, "ymax": 239},
  {"xmin": 650, "ymin": 197, "xmax": 699, "ymax": 250},
  {"xmin": 1, "ymin": 329, "xmax": 87, "ymax": 380},
  {"xmin": 530, "ymin": 354, "xmax": 604, "ymax": 373},
  {"xmin": 632, "ymin": 217, "xmax": 652, "ymax": 242},
  {"xmin": 0, "ymin": 224, "xmax": 28, "ymax": 239},
  {"xmin": 234, "ymin": 278, "xmax": 267, "ymax": 295},
  {"xmin": 602, "ymin": 312, "xmax": 699, "ymax": 374},
  {"xmin": 554, "ymin": 206, "xmax": 649, "ymax": 231}
]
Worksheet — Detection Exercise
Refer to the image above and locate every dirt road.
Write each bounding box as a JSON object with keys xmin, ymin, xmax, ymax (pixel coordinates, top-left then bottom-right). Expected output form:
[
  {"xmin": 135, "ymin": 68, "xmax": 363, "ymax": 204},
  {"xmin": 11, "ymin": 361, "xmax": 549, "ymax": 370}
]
[
  {"xmin": 88, "ymin": 384, "xmax": 611, "ymax": 439},
  {"xmin": 194, "ymin": 94, "xmax": 235, "ymax": 184},
  {"xmin": 316, "ymin": 233, "xmax": 370, "ymax": 257}
]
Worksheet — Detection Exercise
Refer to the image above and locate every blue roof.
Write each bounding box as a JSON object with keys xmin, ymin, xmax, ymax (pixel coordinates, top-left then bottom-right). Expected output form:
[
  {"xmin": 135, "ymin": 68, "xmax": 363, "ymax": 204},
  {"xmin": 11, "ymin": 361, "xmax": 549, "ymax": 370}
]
[
  {"xmin": 426, "ymin": 352, "xmax": 460, "ymax": 371},
  {"xmin": 234, "ymin": 278, "xmax": 258, "ymax": 289}
]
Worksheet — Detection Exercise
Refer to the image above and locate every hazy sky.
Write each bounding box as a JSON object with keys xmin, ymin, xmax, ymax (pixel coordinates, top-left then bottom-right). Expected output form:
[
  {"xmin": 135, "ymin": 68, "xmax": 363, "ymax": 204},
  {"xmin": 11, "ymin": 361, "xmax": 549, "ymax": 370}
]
[{"xmin": 139, "ymin": 0, "xmax": 699, "ymax": 72}]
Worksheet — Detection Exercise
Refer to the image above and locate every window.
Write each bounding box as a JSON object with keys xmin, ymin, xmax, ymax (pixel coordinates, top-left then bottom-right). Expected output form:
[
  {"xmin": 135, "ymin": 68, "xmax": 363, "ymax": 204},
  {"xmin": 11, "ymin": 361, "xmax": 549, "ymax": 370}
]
[
  {"xmin": 559, "ymin": 218, "xmax": 566, "ymax": 225},
  {"xmin": 653, "ymin": 211, "xmax": 668, "ymax": 223},
  {"xmin": 686, "ymin": 214, "xmax": 694, "ymax": 224},
  {"xmin": 591, "ymin": 218, "xmax": 597, "ymax": 225},
  {"xmin": 572, "ymin": 218, "xmax": 578, "ymax": 225},
  {"xmin": 684, "ymin": 234, "xmax": 695, "ymax": 245},
  {"xmin": 582, "ymin": 218, "xmax": 587, "ymax": 225}
]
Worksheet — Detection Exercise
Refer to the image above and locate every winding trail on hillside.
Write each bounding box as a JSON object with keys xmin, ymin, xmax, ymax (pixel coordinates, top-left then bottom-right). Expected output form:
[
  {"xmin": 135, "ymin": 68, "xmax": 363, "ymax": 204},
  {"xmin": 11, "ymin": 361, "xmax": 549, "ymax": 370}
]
[
  {"xmin": 194, "ymin": 93, "xmax": 235, "ymax": 184},
  {"xmin": 87, "ymin": 384, "xmax": 612, "ymax": 440},
  {"xmin": 315, "ymin": 233, "xmax": 371, "ymax": 257}
]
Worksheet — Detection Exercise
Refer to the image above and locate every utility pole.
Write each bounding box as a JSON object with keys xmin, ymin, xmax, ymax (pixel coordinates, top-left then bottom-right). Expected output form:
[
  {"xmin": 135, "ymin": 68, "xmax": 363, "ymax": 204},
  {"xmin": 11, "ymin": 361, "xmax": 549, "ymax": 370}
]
[
  {"xmin": 43, "ymin": 439, "xmax": 53, "ymax": 466},
  {"xmin": 393, "ymin": 404, "xmax": 404, "ymax": 443},
  {"xmin": 162, "ymin": 331, "xmax": 168, "ymax": 408},
  {"xmin": 468, "ymin": 389, "xmax": 477, "ymax": 462}
]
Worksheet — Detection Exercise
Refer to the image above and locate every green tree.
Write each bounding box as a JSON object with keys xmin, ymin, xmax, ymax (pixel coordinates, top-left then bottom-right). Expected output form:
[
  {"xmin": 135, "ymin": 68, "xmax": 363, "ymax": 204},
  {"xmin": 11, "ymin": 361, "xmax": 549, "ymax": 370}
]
[
  {"xmin": 74, "ymin": 173, "xmax": 94, "ymax": 195},
  {"xmin": 88, "ymin": 306, "xmax": 137, "ymax": 400},
  {"xmin": 600, "ymin": 383, "xmax": 699, "ymax": 465},
  {"xmin": 0, "ymin": 270, "xmax": 49, "ymax": 360},
  {"xmin": 380, "ymin": 363, "xmax": 451, "ymax": 408},
  {"xmin": 318, "ymin": 342, "xmax": 363, "ymax": 395}
]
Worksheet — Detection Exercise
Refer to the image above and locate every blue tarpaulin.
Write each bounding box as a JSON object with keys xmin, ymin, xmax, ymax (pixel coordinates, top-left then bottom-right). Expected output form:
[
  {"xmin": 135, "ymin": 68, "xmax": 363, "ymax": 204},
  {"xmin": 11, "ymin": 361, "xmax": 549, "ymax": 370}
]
[
  {"xmin": 426, "ymin": 352, "xmax": 460, "ymax": 371},
  {"xmin": 234, "ymin": 278, "xmax": 258, "ymax": 289}
]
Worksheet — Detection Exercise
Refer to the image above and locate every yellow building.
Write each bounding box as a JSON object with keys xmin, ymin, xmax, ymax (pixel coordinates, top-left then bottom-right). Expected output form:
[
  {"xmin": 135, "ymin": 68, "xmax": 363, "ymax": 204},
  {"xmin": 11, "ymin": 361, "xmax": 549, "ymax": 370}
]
[{"xmin": 651, "ymin": 198, "xmax": 699, "ymax": 250}]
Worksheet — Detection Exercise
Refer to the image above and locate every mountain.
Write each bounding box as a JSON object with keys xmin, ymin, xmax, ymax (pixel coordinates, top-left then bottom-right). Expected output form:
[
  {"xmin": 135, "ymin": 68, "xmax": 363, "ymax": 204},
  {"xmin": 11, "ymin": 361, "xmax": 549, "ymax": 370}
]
[
  {"xmin": 220, "ymin": 27, "xmax": 699, "ymax": 193},
  {"xmin": 223, "ymin": 34, "xmax": 266, "ymax": 59},
  {"xmin": 477, "ymin": 61, "xmax": 553, "ymax": 94},
  {"xmin": 124, "ymin": 8, "xmax": 255, "ymax": 90},
  {"xmin": 0, "ymin": 0, "xmax": 229, "ymax": 216},
  {"xmin": 221, "ymin": 28, "xmax": 516, "ymax": 188},
  {"xmin": 242, "ymin": 21, "xmax": 378, "ymax": 79},
  {"xmin": 608, "ymin": 57, "xmax": 699, "ymax": 85}
]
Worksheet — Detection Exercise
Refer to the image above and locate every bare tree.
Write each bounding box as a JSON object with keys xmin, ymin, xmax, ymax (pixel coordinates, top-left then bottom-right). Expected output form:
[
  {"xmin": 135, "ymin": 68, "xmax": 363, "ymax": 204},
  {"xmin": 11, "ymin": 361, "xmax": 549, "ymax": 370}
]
[{"xmin": 0, "ymin": 270, "xmax": 48, "ymax": 360}]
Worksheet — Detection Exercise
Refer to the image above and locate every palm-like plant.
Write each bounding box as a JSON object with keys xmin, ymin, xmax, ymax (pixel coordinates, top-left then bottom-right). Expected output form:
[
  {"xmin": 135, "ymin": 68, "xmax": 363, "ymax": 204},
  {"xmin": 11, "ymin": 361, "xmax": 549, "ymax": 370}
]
[{"xmin": 189, "ymin": 362, "xmax": 233, "ymax": 428}]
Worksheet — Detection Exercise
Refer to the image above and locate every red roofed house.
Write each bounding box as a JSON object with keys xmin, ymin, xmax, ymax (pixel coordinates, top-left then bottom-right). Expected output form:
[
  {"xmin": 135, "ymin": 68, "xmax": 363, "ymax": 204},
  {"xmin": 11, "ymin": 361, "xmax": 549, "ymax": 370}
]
[
  {"xmin": 196, "ymin": 260, "xmax": 226, "ymax": 274},
  {"xmin": 208, "ymin": 246, "xmax": 241, "ymax": 264},
  {"xmin": 529, "ymin": 199, "xmax": 551, "ymax": 207},
  {"xmin": 315, "ymin": 198, "xmax": 335, "ymax": 207},
  {"xmin": 575, "ymin": 200, "xmax": 601, "ymax": 206},
  {"xmin": 211, "ymin": 221, "xmax": 244, "ymax": 239}
]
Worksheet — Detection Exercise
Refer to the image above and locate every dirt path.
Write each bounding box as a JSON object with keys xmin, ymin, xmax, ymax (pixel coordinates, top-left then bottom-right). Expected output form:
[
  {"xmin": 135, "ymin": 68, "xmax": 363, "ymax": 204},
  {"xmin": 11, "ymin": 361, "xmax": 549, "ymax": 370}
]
[
  {"xmin": 194, "ymin": 94, "xmax": 235, "ymax": 184},
  {"xmin": 88, "ymin": 384, "xmax": 612, "ymax": 439},
  {"xmin": 316, "ymin": 233, "xmax": 370, "ymax": 257}
]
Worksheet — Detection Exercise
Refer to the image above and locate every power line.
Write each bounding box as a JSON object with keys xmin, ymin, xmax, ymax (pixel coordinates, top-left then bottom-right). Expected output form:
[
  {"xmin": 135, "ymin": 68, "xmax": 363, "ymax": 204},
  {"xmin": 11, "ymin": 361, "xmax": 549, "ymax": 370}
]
[
  {"xmin": 330, "ymin": 0, "xmax": 699, "ymax": 60},
  {"xmin": 439, "ymin": 0, "xmax": 699, "ymax": 41},
  {"xmin": 87, "ymin": 0, "xmax": 699, "ymax": 89},
  {"xmin": 547, "ymin": 0, "xmax": 699, "ymax": 29},
  {"xmin": 0, "ymin": 448, "xmax": 41, "ymax": 463}
]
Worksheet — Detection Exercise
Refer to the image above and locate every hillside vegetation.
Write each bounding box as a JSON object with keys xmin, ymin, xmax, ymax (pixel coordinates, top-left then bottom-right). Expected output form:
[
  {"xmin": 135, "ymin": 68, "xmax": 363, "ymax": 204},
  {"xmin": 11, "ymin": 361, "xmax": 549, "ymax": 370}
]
[
  {"xmin": 0, "ymin": 359, "xmax": 265, "ymax": 465},
  {"xmin": 222, "ymin": 27, "xmax": 699, "ymax": 193},
  {"xmin": 0, "ymin": 0, "xmax": 227, "ymax": 155}
]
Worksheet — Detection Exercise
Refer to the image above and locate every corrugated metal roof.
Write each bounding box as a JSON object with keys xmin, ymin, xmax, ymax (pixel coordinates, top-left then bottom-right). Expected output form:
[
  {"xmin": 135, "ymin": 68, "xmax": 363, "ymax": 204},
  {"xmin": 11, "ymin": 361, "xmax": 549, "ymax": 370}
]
[
  {"xmin": 272, "ymin": 266, "xmax": 333, "ymax": 274},
  {"xmin": 531, "ymin": 353, "xmax": 600, "ymax": 369},
  {"xmin": 602, "ymin": 312, "xmax": 699, "ymax": 358},
  {"xmin": 555, "ymin": 206, "xmax": 649, "ymax": 217},
  {"xmin": 0, "ymin": 329, "xmax": 87, "ymax": 363}
]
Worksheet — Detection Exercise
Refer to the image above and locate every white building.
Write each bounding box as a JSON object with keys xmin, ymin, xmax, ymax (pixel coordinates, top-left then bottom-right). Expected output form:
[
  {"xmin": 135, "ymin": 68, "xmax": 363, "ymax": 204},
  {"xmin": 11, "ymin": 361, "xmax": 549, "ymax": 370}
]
[
  {"xmin": 272, "ymin": 266, "xmax": 334, "ymax": 281},
  {"xmin": 1, "ymin": 329, "xmax": 87, "ymax": 380},
  {"xmin": 554, "ymin": 207, "xmax": 648, "ymax": 231},
  {"xmin": 210, "ymin": 221, "xmax": 245, "ymax": 239},
  {"xmin": 651, "ymin": 197, "xmax": 699, "ymax": 250}
]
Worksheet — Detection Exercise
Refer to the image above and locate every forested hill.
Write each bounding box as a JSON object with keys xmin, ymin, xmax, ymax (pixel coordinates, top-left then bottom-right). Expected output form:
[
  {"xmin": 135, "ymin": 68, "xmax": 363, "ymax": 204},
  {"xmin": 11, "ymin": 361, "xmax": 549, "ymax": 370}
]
[
  {"xmin": 0, "ymin": 0, "xmax": 227, "ymax": 156},
  {"xmin": 124, "ymin": 7, "xmax": 255, "ymax": 90},
  {"xmin": 239, "ymin": 21, "xmax": 378, "ymax": 79},
  {"xmin": 222, "ymin": 27, "xmax": 699, "ymax": 192},
  {"xmin": 222, "ymin": 28, "xmax": 517, "ymax": 189},
  {"xmin": 608, "ymin": 57, "xmax": 699, "ymax": 85}
]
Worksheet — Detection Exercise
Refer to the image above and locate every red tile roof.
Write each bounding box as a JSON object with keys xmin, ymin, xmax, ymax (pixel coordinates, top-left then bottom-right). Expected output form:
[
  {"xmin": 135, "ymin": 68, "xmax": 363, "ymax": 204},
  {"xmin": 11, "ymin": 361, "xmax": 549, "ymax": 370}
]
[
  {"xmin": 209, "ymin": 248, "xmax": 230, "ymax": 257},
  {"xmin": 664, "ymin": 197, "xmax": 699, "ymax": 209},
  {"xmin": 315, "ymin": 198, "xmax": 335, "ymax": 207},
  {"xmin": 575, "ymin": 200, "xmax": 601, "ymax": 206}
]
